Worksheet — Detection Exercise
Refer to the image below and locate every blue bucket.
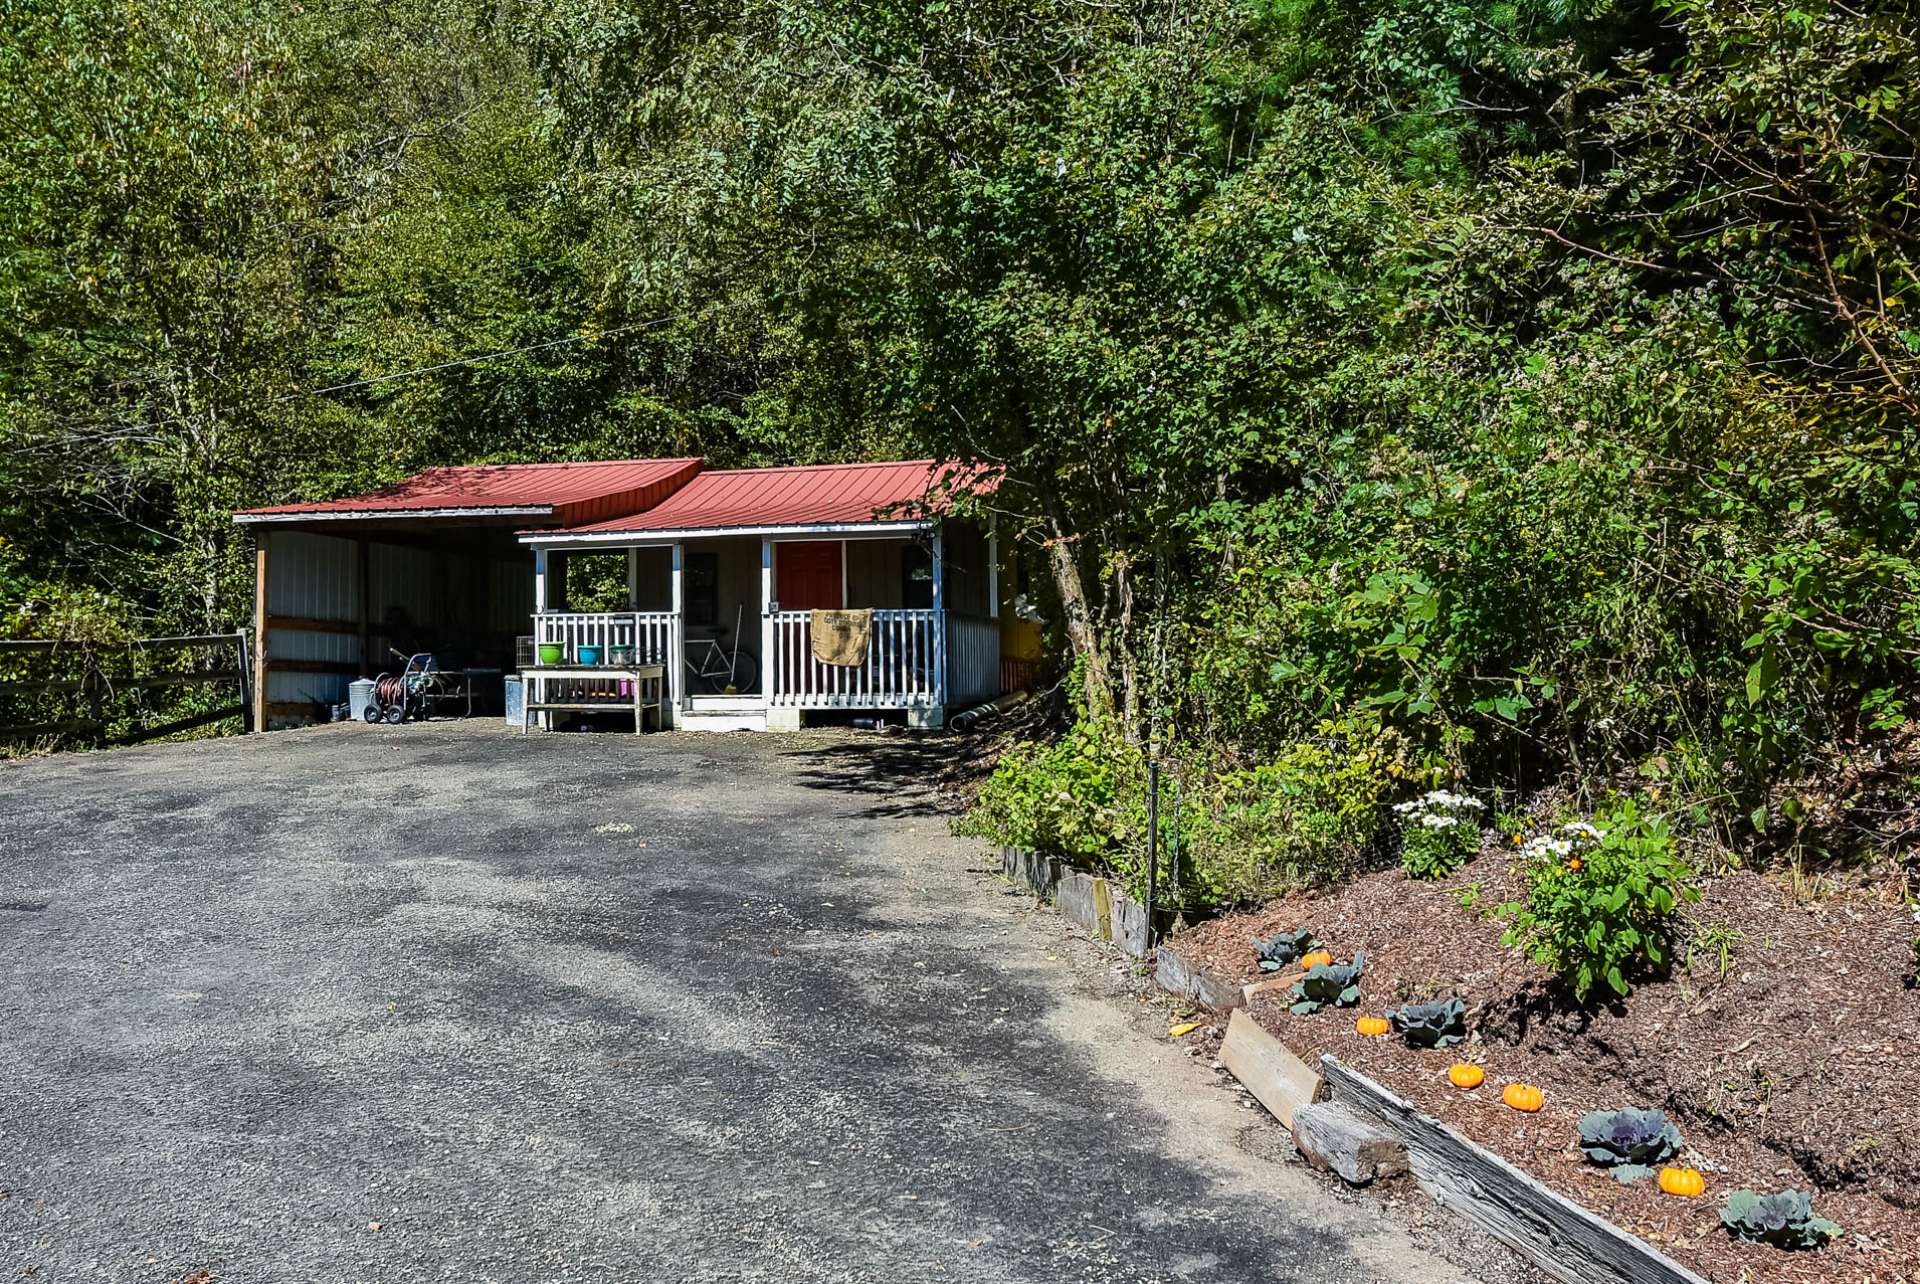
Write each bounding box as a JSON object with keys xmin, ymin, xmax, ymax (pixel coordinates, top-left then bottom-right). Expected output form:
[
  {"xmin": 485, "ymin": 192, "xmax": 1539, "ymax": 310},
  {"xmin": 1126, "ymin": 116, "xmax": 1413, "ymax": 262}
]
[{"xmin": 576, "ymin": 644, "xmax": 604, "ymax": 665}]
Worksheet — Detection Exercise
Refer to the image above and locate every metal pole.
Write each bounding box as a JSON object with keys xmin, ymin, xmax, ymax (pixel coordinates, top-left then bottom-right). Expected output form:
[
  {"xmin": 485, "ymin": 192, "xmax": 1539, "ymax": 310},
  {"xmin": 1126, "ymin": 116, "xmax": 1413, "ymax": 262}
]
[{"xmin": 1145, "ymin": 758, "xmax": 1160, "ymax": 949}]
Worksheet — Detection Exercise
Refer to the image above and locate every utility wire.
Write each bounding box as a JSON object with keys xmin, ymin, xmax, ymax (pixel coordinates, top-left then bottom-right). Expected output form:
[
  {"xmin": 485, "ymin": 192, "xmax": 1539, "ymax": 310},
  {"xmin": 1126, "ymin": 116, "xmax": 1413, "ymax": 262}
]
[{"xmin": 16, "ymin": 292, "xmax": 776, "ymax": 440}]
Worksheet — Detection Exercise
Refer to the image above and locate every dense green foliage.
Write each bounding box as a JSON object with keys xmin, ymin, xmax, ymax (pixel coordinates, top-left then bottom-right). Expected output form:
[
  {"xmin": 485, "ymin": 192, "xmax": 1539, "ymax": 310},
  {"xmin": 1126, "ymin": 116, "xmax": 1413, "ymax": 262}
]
[{"xmin": 3, "ymin": 0, "xmax": 1915, "ymax": 882}]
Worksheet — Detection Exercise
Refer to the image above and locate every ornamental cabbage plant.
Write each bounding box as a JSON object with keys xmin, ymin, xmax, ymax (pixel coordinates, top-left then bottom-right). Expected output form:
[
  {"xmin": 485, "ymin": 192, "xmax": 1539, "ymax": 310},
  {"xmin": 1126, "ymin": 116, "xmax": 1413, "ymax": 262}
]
[
  {"xmin": 1289, "ymin": 953, "xmax": 1366, "ymax": 1014},
  {"xmin": 1577, "ymin": 1108, "xmax": 1684, "ymax": 1184},
  {"xmin": 1255, "ymin": 928, "xmax": 1316, "ymax": 972}
]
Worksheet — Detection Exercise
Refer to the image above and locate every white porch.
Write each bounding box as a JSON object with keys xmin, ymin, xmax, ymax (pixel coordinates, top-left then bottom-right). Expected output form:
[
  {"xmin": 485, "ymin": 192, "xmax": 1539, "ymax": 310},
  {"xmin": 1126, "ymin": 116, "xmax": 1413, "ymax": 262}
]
[{"xmin": 525, "ymin": 523, "xmax": 1000, "ymax": 732}]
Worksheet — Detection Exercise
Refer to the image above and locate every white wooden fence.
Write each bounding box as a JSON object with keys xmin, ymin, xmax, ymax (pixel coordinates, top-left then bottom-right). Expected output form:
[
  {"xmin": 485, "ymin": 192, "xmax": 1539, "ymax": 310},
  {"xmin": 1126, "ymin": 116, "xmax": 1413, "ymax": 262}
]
[{"xmin": 766, "ymin": 609, "xmax": 942, "ymax": 708}]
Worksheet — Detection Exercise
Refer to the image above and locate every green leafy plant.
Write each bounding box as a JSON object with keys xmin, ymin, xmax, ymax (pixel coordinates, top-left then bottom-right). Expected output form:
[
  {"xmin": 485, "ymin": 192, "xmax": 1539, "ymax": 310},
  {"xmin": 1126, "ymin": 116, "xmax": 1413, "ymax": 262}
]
[
  {"xmin": 1255, "ymin": 928, "xmax": 1316, "ymax": 973},
  {"xmin": 1499, "ymin": 801, "xmax": 1700, "ymax": 999},
  {"xmin": 1686, "ymin": 922, "xmax": 1744, "ymax": 982},
  {"xmin": 1386, "ymin": 996, "xmax": 1466, "ymax": 1048},
  {"xmin": 1719, "ymin": 1190, "xmax": 1841, "ymax": 1250},
  {"xmin": 1578, "ymin": 1109, "xmax": 1684, "ymax": 1185},
  {"xmin": 960, "ymin": 714, "xmax": 1143, "ymax": 866},
  {"xmin": 1394, "ymin": 790, "xmax": 1485, "ymax": 879},
  {"xmin": 1289, "ymin": 953, "xmax": 1366, "ymax": 1014}
]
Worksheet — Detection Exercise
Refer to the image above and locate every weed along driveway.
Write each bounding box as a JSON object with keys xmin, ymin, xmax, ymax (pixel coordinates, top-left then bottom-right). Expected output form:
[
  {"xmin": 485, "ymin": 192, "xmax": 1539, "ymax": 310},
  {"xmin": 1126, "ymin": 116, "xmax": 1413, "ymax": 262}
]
[{"xmin": 1, "ymin": 727, "xmax": 1494, "ymax": 1284}]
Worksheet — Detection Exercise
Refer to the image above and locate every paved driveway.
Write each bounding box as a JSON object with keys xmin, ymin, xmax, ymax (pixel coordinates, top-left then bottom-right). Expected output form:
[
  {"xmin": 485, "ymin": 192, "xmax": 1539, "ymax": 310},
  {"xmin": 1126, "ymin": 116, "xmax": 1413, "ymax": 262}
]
[{"xmin": 0, "ymin": 725, "xmax": 1487, "ymax": 1283}]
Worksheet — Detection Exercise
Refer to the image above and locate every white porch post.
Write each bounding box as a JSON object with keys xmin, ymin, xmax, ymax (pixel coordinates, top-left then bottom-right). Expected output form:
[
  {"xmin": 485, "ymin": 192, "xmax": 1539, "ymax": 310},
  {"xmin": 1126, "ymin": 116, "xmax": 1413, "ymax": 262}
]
[
  {"xmin": 533, "ymin": 547, "xmax": 549, "ymax": 614},
  {"xmin": 930, "ymin": 523, "xmax": 946, "ymax": 708},
  {"xmin": 626, "ymin": 547, "xmax": 639, "ymax": 609},
  {"xmin": 670, "ymin": 542, "xmax": 685, "ymax": 723},
  {"xmin": 761, "ymin": 538, "xmax": 775, "ymax": 704}
]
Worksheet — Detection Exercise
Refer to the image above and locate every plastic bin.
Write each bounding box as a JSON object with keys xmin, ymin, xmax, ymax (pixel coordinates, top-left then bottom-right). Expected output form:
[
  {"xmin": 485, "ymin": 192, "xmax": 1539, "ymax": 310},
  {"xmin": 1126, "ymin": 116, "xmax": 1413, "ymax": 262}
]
[{"xmin": 503, "ymin": 675, "xmax": 524, "ymax": 726}]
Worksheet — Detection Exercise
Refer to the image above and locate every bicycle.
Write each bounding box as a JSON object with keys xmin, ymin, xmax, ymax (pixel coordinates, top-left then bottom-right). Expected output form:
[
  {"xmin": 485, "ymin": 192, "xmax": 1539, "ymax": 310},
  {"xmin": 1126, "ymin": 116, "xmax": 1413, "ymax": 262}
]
[{"xmin": 683, "ymin": 626, "xmax": 759, "ymax": 695}]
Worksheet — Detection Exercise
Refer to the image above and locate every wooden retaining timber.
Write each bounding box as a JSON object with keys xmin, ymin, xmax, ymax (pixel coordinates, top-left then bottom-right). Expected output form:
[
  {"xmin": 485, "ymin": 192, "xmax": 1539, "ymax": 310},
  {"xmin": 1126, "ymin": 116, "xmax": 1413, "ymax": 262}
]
[
  {"xmin": 1292, "ymin": 1100, "xmax": 1409, "ymax": 1185},
  {"xmin": 1154, "ymin": 939, "xmax": 1245, "ymax": 1011},
  {"xmin": 1319, "ymin": 1058, "xmax": 1711, "ymax": 1284},
  {"xmin": 998, "ymin": 845, "xmax": 1156, "ymax": 959},
  {"xmin": 1125, "ymin": 912, "xmax": 1710, "ymax": 1284},
  {"xmin": 1217, "ymin": 1010, "xmax": 1321, "ymax": 1129}
]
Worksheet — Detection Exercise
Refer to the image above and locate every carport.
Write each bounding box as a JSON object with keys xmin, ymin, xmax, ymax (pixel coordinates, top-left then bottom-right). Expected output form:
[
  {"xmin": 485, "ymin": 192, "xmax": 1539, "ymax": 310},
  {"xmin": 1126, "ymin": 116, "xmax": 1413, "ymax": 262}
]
[{"xmin": 233, "ymin": 459, "xmax": 701, "ymax": 728}]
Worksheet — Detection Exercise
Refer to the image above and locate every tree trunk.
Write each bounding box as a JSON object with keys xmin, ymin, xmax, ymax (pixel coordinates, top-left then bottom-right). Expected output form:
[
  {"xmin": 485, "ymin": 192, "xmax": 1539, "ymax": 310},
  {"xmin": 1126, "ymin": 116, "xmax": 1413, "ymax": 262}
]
[
  {"xmin": 1040, "ymin": 499, "xmax": 1115, "ymax": 723},
  {"xmin": 1114, "ymin": 553, "xmax": 1141, "ymax": 744}
]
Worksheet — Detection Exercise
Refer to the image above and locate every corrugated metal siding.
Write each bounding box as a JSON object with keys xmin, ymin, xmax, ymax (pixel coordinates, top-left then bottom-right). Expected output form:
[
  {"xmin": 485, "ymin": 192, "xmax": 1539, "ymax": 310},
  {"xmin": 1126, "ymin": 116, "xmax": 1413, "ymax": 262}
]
[
  {"xmin": 630, "ymin": 547, "xmax": 674, "ymax": 612},
  {"xmin": 369, "ymin": 542, "xmax": 441, "ymax": 631},
  {"xmin": 268, "ymin": 530, "xmax": 357, "ymax": 621},
  {"xmin": 264, "ymin": 531, "xmax": 361, "ymax": 714},
  {"xmin": 844, "ymin": 538, "xmax": 907, "ymax": 609},
  {"xmin": 261, "ymin": 531, "xmax": 539, "ymax": 725},
  {"xmin": 487, "ymin": 556, "xmax": 536, "ymax": 634}
]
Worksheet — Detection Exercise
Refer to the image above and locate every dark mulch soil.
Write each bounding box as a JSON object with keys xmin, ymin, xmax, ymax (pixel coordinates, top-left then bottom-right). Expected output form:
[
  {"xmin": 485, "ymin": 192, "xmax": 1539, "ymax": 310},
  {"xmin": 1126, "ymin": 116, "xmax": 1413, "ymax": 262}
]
[{"xmin": 1173, "ymin": 854, "xmax": 1919, "ymax": 1284}]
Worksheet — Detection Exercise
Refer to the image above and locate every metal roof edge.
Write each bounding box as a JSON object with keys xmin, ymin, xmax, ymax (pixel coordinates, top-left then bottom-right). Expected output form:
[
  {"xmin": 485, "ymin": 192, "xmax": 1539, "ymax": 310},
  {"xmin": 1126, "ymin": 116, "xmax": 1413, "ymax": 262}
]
[
  {"xmin": 234, "ymin": 505, "xmax": 555, "ymax": 524},
  {"xmin": 519, "ymin": 519, "xmax": 934, "ymax": 546}
]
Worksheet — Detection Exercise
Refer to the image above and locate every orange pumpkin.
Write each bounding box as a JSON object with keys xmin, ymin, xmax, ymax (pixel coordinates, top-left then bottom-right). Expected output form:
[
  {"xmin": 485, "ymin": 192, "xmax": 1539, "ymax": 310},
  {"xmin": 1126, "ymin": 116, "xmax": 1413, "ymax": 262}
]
[
  {"xmin": 1501, "ymin": 1082, "xmax": 1545, "ymax": 1112},
  {"xmin": 1355, "ymin": 1016, "xmax": 1390, "ymax": 1037},
  {"xmin": 1657, "ymin": 1167, "xmax": 1705, "ymax": 1198},
  {"xmin": 1446, "ymin": 1063, "xmax": 1485, "ymax": 1090},
  {"xmin": 1301, "ymin": 950, "xmax": 1335, "ymax": 970}
]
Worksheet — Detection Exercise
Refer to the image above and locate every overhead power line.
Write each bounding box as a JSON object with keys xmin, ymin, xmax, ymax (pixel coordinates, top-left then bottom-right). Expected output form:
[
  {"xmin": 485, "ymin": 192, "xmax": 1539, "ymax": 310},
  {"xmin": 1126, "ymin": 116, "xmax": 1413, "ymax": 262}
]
[{"xmin": 20, "ymin": 292, "xmax": 777, "ymax": 441}]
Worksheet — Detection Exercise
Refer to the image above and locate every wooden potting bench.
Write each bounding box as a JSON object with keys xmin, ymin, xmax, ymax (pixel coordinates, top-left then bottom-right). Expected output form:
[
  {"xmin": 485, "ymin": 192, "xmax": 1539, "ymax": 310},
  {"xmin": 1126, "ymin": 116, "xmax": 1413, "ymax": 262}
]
[{"xmin": 521, "ymin": 663, "xmax": 666, "ymax": 734}]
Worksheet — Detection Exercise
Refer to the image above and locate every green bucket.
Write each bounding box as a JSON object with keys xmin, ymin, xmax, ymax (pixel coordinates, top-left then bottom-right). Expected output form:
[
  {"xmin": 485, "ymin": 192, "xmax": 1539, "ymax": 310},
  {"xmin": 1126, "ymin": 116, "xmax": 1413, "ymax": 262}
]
[{"xmin": 537, "ymin": 642, "xmax": 565, "ymax": 665}]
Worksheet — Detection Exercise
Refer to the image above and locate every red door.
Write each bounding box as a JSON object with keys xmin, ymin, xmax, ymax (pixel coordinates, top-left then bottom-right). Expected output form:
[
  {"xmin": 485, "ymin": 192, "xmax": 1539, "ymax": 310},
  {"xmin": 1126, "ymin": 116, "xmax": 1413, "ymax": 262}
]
[{"xmin": 776, "ymin": 541, "xmax": 844, "ymax": 611}]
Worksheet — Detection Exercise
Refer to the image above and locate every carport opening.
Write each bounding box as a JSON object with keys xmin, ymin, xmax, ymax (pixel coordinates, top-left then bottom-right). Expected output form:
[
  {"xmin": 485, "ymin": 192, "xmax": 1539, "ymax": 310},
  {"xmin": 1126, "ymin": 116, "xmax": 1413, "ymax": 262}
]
[{"xmin": 251, "ymin": 519, "xmax": 534, "ymax": 728}]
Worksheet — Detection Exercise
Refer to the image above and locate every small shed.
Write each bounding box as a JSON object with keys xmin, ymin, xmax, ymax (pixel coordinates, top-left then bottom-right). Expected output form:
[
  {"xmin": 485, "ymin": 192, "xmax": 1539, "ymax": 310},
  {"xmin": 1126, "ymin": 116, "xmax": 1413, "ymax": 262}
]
[{"xmin": 234, "ymin": 456, "xmax": 1007, "ymax": 732}]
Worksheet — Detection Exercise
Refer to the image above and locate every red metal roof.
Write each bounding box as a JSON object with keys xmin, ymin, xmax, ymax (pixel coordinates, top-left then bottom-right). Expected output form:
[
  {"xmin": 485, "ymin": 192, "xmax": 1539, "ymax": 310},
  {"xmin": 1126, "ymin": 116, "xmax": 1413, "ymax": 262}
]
[
  {"xmin": 234, "ymin": 455, "xmax": 995, "ymax": 534},
  {"xmin": 556, "ymin": 460, "xmax": 988, "ymax": 535},
  {"xmin": 235, "ymin": 458, "xmax": 702, "ymax": 525}
]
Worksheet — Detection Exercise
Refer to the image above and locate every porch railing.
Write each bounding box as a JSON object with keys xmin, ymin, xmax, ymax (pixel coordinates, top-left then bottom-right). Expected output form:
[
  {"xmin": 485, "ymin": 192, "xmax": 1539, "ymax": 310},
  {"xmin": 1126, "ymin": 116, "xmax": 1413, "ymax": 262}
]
[
  {"xmin": 533, "ymin": 611, "xmax": 678, "ymax": 699},
  {"xmin": 767, "ymin": 609, "xmax": 941, "ymax": 708}
]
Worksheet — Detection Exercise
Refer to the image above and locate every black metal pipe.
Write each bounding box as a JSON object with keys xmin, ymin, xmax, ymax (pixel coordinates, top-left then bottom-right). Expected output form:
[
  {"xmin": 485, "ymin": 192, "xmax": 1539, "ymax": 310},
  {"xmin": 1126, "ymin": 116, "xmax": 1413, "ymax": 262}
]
[{"xmin": 1145, "ymin": 758, "xmax": 1160, "ymax": 949}]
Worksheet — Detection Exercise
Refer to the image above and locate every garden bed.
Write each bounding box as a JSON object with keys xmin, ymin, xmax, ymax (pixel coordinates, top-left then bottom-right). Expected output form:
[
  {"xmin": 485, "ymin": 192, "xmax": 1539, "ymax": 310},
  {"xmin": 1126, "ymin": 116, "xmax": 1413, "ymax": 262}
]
[{"xmin": 1170, "ymin": 859, "xmax": 1918, "ymax": 1284}]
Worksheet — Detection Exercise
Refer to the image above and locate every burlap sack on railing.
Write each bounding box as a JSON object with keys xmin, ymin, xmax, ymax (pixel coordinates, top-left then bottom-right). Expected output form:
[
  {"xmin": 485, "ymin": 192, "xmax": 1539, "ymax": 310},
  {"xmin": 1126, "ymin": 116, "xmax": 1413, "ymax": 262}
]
[{"xmin": 810, "ymin": 609, "xmax": 872, "ymax": 666}]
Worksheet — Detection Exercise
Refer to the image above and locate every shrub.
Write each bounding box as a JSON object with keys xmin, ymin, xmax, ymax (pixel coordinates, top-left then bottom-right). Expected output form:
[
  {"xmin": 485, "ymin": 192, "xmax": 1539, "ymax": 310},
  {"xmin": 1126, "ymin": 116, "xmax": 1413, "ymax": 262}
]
[
  {"xmin": 1173, "ymin": 713, "xmax": 1400, "ymax": 901},
  {"xmin": 1393, "ymin": 790, "xmax": 1485, "ymax": 879},
  {"xmin": 960, "ymin": 716, "xmax": 1145, "ymax": 867},
  {"xmin": 963, "ymin": 708, "xmax": 1399, "ymax": 907},
  {"xmin": 1499, "ymin": 800, "xmax": 1700, "ymax": 999}
]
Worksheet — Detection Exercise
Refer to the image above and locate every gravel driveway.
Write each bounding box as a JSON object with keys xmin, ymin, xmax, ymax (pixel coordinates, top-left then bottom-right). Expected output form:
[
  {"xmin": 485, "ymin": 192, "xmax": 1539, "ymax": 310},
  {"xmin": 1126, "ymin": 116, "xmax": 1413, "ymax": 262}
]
[{"xmin": 0, "ymin": 724, "xmax": 1490, "ymax": 1283}]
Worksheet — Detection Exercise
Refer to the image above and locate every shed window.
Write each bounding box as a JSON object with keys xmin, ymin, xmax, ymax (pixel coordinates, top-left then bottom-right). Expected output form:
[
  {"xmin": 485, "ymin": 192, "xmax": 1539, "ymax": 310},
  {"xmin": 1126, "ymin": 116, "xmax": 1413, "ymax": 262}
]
[
  {"xmin": 901, "ymin": 544, "xmax": 933, "ymax": 609},
  {"xmin": 685, "ymin": 551, "xmax": 719, "ymax": 626}
]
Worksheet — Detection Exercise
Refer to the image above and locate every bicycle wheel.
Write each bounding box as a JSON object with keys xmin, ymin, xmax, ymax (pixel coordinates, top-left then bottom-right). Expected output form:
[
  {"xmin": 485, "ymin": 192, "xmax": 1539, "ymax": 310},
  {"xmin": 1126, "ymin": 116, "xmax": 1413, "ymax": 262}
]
[
  {"xmin": 689, "ymin": 648, "xmax": 732, "ymax": 695},
  {"xmin": 726, "ymin": 649, "xmax": 759, "ymax": 695}
]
